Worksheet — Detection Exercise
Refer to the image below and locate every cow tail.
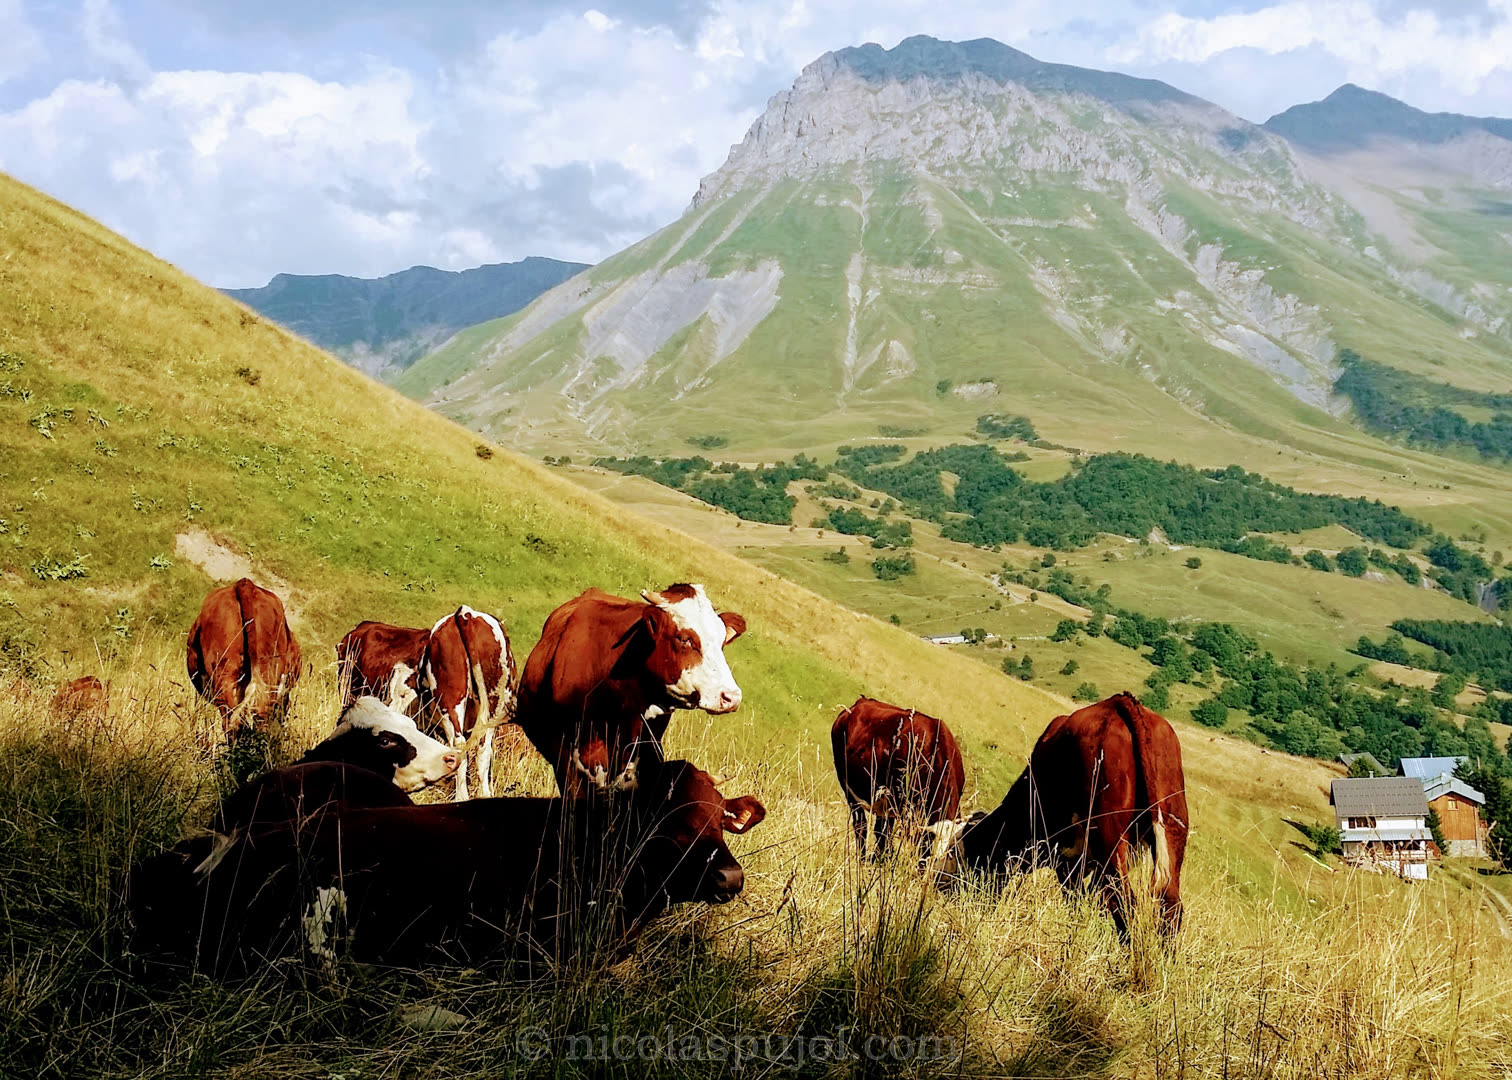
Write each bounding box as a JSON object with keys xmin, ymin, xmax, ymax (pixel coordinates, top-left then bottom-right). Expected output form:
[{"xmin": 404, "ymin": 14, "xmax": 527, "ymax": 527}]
[
  {"xmin": 830, "ymin": 708, "xmax": 851, "ymax": 797},
  {"xmin": 1110, "ymin": 692, "xmax": 1168, "ymax": 887},
  {"xmin": 234, "ymin": 578, "xmax": 258, "ymax": 703}
]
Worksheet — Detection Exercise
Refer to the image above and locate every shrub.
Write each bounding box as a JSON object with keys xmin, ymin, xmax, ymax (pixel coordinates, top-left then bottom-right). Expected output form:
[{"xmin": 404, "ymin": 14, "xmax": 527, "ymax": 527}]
[
  {"xmin": 1073, "ymin": 682, "xmax": 1101, "ymax": 702},
  {"xmin": 475, "ymin": 443, "xmax": 494, "ymax": 459},
  {"xmin": 1192, "ymin": 699, "xmax": 1229, "ymax": 728},
  {"xmin": 1296, "ymin": 820, "xmax": 1343, "ymax": 855},
  {"xmin": 1060, "ymin": 659, "xmax": 1079, "ymax": 676},
  {"xmin": 686, "ymin": 434, "xmax": 728, "ymax": 449},
  {"xmin": 1303, "ymin": 549, "xmax": 1333, "ymax": 572},
  {"xmin": 871, "ymin": 554, "xmax": 916, "ymax": 581},
  {"xmin": 1336, "ymin": 547, "xmax": 1368, "ymax": 577},
  {"xmin": 1050, "ymin": 619, "xmax": 1079, "ymax": 643},
  {"xmin": 1185, "ymin": 555, "xmax": 1202, "ymax": 569},
  {"xmin": 823, "ymin": 547, "xmax": 850, "ymax": 565}
]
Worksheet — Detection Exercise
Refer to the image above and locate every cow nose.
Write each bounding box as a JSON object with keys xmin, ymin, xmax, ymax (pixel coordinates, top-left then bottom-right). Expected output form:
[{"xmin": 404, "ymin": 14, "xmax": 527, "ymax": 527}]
[
  {"xmin": 441, "ymin": 751, "xmax": 461, "ymax": 772},
  {"xmin": 713, "ymin": 689, "xmax": 741, "ymax": 712},
  {"xmin": 711, "ymin": 864, "xmax": 743, "ymax": 899}
]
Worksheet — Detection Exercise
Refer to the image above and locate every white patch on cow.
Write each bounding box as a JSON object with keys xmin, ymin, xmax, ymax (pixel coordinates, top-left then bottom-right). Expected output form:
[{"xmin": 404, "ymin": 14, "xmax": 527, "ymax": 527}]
[
  {"xmin": 647, "ymin": 584, "xmax": 742, "ymax": 714},
  {"xmin": 919, "ymin": 818, "xmax": 967, "ymax": 877},
  {"xmin": 302, "ymin": 885, "xmax": 348, "ymax": 964},
  {"xmin": 387, "ymin": 662, "xmax": 418, "ymax": 713},
  {"xmin": 333, "ymin": 696, "xmax": 458, "ymax": 791},
  {"xmin": 643, "ymin": 704, "xmax": 666, "ymax": 722}
]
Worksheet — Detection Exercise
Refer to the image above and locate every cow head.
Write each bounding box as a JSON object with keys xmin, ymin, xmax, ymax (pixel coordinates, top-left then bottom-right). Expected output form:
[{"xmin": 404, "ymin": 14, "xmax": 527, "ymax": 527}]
[
  {"xmin": 322, "ymin": 697, "xmax": 460, "ymax": 792},
  {"xmin": 637, "ymin": 584, "xmax": 745, "ymax": 714},
  {"xmin": 918, "ymin": 811, "xmax": 984, "ymax": 880},
  {"xmin": 632, "ymin": 760, "xmax": 767, "ymax": 906}
]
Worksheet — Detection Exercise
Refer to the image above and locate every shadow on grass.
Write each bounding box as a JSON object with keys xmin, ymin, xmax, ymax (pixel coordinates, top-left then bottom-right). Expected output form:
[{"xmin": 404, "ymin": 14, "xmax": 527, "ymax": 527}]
[{"xmin": 998, "ymin": 989, "xmax": 1121, "ymax": 1078}]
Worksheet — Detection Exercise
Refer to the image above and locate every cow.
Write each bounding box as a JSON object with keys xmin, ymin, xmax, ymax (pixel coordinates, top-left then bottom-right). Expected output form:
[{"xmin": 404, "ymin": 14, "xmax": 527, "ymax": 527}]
[
  {"xmin": 516, "ymin": 585, "xmax": 746, "ymax": 797},
  {"xmin": 335, "ymin": 621, "xmax": 431, "ymax": 711},
  {"xmin": 186, "ymin": 578, "xmax": 301, "ymax": 729},
  {"xmin": 206, "ymin": 699, "xmax": 457, "ymax": 837},
  {"xmin": 949, "ymin": 693, "xmax": 1188, "ymax": 936},
  {"xmin": 417, "ymin": 606, "xmax": 517, "ymax": 801},
  {"xmin": 129, "ymin": 759, "xmax": 767, "ymax": 974},
  {"xmin": 831, "ymin": 697, "xmax": 965, "ymax": 862},
  {"xmin": 51, "ymin": 676, "xmax": 109, "ymax": 718}
]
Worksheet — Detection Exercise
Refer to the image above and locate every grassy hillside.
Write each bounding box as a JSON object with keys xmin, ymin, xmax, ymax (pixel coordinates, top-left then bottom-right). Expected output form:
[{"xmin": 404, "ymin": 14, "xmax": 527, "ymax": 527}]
[{"xmin": 4, "ymin": 172, "xmax": 1512, "ymax": 1076}]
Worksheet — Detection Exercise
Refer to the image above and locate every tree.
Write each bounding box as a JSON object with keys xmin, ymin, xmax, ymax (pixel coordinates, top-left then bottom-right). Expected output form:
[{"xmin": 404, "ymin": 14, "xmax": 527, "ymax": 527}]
[
  {"xmin": 1192, "ymin": 699, "xmax": 1229, "ymax": 728},
  {"xmin": 1431, "ymin": 671, "xmax": 1468, "ymax": 709},
  {"xmin": 1185, "ymin": 555, "xmax": 1202, "ymax": 569},
  {"xmin": 888, "ymin": 614, "xmax": 901, "ymax": 625},
  {"xmin": 1303, "ymin": 549, "xmax": 1333, "ymax": 572},
  {"xmin": 1456, "ymin": 760, "xmax": 1512, "ymax": 869},
  {"xmin": 1336, "ymin": 547, "xmax": 1368, "ymax": 577},
  {"xmin": 1050, "ymin": 619, "xmax": 1080, "ymax": 643},
  {"xmin": 1060, "ymin": 659, "xmax": 1079, "ymax": 676},
  {"xmin": 1073, "ymin": 682, "xmax": 1101, "ymax": 702},
  {"xmin": 1426, "ymin": 808, "xmax": 1449, "ymax": 857},
  {"xmin": 1017, "ymin": 654, "xmax": 1035, "ymax": 681},
  {"xmin": 823, "ymin": 547, "xmax": 850, "ymax": 565},
  {"xmin": 1040, "ymin": 552, "xmax": 1057, "ymax": 568}
]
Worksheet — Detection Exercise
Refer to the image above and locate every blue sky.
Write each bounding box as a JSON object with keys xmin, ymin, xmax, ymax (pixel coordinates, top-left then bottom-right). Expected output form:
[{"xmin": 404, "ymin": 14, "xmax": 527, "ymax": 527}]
[{"xmin": 1, "ymin": 0, "xmax": 1509, "ymax": 287}]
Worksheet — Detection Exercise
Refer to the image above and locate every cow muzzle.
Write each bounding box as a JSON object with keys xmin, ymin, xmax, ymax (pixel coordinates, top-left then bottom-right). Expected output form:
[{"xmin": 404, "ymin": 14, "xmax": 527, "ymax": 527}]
[
  {"xmin": 700, "ymin": 687, "xmax": 741, "ymax": 714},
  {"xmin": 707, "ymin": 864, "xmax": 744, "ymax": 903}
]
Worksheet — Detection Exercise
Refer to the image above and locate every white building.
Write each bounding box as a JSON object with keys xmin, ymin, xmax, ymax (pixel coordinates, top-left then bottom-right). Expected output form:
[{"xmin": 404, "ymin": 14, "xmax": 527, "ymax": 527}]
[{"xmin": 1329, "ymin": 777, "xmax": 1432, "ymax": 880}]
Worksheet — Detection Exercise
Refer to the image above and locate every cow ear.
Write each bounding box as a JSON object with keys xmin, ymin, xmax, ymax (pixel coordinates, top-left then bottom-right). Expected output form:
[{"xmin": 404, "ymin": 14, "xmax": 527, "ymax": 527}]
[
  {"xmin": 719, "ymin": 612, "xmax": 746, "ymax": 645},
  {"xmin": 721, "ymin": 794, "xmax": 766, "ymax": 834}
]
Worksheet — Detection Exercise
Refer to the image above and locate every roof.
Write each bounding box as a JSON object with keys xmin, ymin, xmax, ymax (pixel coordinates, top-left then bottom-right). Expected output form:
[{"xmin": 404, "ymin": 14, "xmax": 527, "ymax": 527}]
[
  {"xmin": 1330, "ymin": 777, "xmax": 1430, "ymax": 818},
  {"xmin": 1422, "ymin": 774, "xmax": 1486, "ymax": 805},
  {"xmin": 1398, "ymin": 756, "xmax": 1467, "ymax": 780},
  {"xmin": 1339, "ymin": 752, "xmax": 1388, "ymax": 775}
]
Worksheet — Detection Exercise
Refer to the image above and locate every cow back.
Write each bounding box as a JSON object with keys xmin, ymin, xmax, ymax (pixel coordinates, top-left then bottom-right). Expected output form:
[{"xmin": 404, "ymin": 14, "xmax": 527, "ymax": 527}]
[
  {"xmin": 337, "ymin": 621, "xmax": 429, "ymax": 706},
  {"xmin": 209, "ymin": 761, "xmax": 413, "ymax": 835},
  {"xmin": 833, "ymin": 697, "xmax": 965, "ymax": 822}
]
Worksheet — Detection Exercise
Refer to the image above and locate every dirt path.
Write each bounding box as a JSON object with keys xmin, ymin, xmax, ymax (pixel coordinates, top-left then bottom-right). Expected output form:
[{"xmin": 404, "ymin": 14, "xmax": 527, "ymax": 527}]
[{"xmin": 175, "ymin": 529, "xmax": 302, "ymax": 621}]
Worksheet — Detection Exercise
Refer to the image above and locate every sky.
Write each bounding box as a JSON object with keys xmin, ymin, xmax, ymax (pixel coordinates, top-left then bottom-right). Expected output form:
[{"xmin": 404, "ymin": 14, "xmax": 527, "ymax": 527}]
[{"xmin": 1, "ymin": 0, "xmax": 1510, "ymax": 288}]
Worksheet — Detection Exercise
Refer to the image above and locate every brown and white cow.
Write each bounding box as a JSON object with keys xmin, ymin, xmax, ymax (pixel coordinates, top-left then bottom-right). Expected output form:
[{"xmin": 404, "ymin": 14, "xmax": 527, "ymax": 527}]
[
  {"xmin": 951, "ymin": 692, "xmax": 1189, "ymax": 936},
  {"xmin": 832, "ymin": 696, "xmax": 965, "ymax": 861},
  {"xmin": 335, "ymin": 621, "xmax": 431, "ymax": 711},
  {"xmin": 418, "ymin": 606, "xmax": 516, "ymax": 801},
  {"xmin": 516, "ymin": 584, "xmax": 746, "ymax": 797},
  {"xmin": 129, "ymin": 758, "xmax": 766, "ymax": 974},
  {"xmin": 186, "ymin": 578, "xmax": 301, "ymax": 729}
]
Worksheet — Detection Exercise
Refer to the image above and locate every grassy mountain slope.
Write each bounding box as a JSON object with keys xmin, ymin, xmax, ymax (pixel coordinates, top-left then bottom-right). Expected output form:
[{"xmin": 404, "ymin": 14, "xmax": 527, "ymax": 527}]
[
  {"xmin": 404, "ymin": 67, "xmax": 1512, "ymax": 548},
  {"xmin": 4, "ymin": 175, "xmax": 1511, "ymax": 1075}
]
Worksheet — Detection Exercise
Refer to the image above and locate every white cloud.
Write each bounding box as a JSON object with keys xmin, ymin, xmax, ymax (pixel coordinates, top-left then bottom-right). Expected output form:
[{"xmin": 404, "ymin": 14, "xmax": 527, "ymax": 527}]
[
  {"xmin": 1116, "ymin": 1, "xmax": 1512, "ymax": 102},
  {"xmin": 0, "ymin": 0, "xmax": 44, "ymax": 84}
]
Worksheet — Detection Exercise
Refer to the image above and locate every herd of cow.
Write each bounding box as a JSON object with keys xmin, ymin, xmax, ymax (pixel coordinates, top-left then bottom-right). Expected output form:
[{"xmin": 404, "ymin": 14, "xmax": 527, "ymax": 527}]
[{"xmin": 126, "ymin": 575, "xmax": 1189, "ymax": 974}]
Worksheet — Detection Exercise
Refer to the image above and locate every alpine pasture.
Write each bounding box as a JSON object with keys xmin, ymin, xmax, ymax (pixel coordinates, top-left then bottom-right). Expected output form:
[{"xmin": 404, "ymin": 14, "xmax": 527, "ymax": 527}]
[{"xmin": 2, "ymin": 173, "xmax": 1510, "ymax": 1076}]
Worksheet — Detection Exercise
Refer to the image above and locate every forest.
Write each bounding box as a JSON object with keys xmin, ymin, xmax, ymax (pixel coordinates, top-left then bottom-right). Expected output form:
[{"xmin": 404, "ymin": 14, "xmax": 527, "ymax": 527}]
[
  {"xmin": 840, "ymin": 447, "xmax": 1431, "ymax": 553},
  {"xmin": 1390, "ymin": 620, "xmax": 1512, "ymax": 692},
  {"xmin": 1333, "ymin": 347, "xmax": 1512, "ymax": 460}
]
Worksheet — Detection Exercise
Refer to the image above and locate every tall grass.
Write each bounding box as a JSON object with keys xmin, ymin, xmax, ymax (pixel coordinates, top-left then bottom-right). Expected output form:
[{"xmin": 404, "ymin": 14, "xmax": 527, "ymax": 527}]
[{"xmin": 3, "ymin": 657, "xmax": 1507, "ymax": 1077}]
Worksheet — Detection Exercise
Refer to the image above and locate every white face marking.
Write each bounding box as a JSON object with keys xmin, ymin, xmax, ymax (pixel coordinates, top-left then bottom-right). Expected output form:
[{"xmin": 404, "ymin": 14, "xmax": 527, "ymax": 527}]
[
  {"xmin": 656, "ymin": 585, "xmax": 742, "ymax": 714},
  {"xmin": 334, "ymin": 696, "xmax": 458, "ymax": 791}
]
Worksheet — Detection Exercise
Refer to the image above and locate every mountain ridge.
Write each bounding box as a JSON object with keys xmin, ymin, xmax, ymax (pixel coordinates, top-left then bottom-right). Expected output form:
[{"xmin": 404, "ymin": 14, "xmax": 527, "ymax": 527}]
[
  {"xmin": 224, "ymin": 255, "xmax": 588, "ymax": 379},
  {"xmin": 1265, "ymin": 83, "xmax": 1512, "ymax": 153}
]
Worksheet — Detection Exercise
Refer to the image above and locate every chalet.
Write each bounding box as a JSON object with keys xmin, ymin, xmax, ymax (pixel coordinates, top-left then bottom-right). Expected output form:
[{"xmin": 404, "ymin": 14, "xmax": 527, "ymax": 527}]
[
  {"xmin": 1399, "ymin": 757, "xmax": 1490, "ymax": 858},
  {"xmin": 923, "ymin": 634, "xmax": 968, "ymax": 645},
  {"xmin": 1329, "ymin": 777, "xmax": 1431, "ymax": 880}
]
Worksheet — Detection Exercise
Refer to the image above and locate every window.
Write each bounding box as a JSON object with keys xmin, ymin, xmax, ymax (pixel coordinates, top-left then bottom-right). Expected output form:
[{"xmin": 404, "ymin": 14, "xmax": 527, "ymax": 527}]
[{"xmin": 1347, "ymin": 816, "xmax": 1377, "ymax": 829}]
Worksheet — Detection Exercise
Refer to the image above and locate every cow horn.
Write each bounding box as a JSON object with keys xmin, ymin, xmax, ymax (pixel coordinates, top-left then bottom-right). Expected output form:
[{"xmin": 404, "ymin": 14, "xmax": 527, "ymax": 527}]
[{"xmin": 640, "ymin": 589, "xmax": 666, "ymax": 607}]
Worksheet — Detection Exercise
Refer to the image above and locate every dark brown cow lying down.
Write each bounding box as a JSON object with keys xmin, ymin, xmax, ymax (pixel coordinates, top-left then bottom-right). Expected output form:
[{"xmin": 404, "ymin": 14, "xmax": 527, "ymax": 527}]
[
  {"xmin": 129, "ymin": 759, "xmax": 766, "ymax": 974},
  {"xmin": 951, "ymin": 693, "xmax": 1188, "ymax": 935},
  {"xmin": 516, "ymin": 585, "xmax": 746, "ymax": 796},
  {"xmin": 186, "ymin": 578, "xmax": 301, "ymax": 729},
  {"xmin": 831, "ymin": 696, "xmax": 965, "ymax": 861}
]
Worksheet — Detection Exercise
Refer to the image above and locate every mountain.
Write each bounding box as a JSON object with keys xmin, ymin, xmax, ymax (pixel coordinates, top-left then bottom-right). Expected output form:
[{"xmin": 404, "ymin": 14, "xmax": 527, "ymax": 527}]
[
  {"xmin": 1265, "ymin": 84, "xmax": 1512, "ymax": 155},
  {"xmin": 396, "ymin": 37, "xmax": 1512, "ymax": 545},
  {"xmin": 224, "ymin": 256, "xmax": 587, "ymax": 379}
]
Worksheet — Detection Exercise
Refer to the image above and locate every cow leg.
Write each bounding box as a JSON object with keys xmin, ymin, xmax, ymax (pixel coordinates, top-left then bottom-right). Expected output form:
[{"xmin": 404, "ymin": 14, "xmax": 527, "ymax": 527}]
[
  {"xmin": 1098, "ymin": 838, "xmax": 1135, "ymax": 940},
  {"xmin": 442, "ymin": 714, "xmax": 470, "ymax": 803},
  {"xmin": 847, "ymin": 800, "xmax": 868, "ymax": 858},
  {"xmin": 873, "ymin": 814, "xmax": 894, "ymax": 860},
  {"xmin": 476, "ymin": 727, "xmax": 494, "ymax": 799}
]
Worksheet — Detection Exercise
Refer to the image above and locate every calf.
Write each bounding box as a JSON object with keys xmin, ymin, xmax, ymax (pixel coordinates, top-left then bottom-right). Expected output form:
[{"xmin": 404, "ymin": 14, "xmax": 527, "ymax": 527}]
[
  {"xmin": 336, "ymin": 621, "xmax": 431, "ymax": 710},
  {"xmin": 130, "ymin": 759, "xmax": 767, "ymax": 974},
  {"xmin": 516, "ymin": 585, "xmax": 746, "ymax": 796},
  {"xmin": 418, "ymin": 606, "xmax": 516, "ymax": 800},
  {"xmin": 832, "ymin": 697, "xmax": 965, "ymax": 861},
  {"xmin": 952, "ymin": 693, "xmax": 1188, "ymax": 935},
  {"xmin": 51, "ymin": 676, "xmax": 109, "ymax": 718},
  {"xmin": 186, "ymin": 578, "xmax": 301, "ymax": 729}
]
